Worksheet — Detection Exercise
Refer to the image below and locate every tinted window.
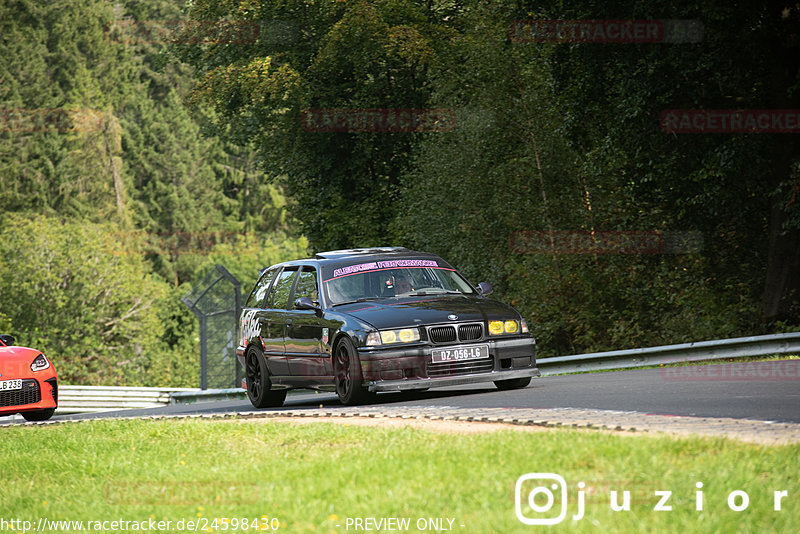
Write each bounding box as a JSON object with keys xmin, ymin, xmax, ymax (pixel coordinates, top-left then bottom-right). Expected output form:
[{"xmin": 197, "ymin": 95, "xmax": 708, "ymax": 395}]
[
  {"xmin": 245, "ymin": 268, "xmax": 278, "ymax": 308},
  {"xmin": 266, "ymin": 268, "xmax": 298, "ymax": 309},
  {"xmin": 294, "ymin": 267, "xmax": 319, "ymax": 304}
]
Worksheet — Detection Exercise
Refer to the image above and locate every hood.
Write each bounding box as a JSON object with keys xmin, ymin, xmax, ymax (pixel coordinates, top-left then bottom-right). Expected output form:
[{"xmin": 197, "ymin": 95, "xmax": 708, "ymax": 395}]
[
  {"xmin": 0, "ymin": 346, "xmax": 44, "ymax": 375},
  {"xmin": 335, "ymin": 294, "xmax": 520, "ymax": 330}
]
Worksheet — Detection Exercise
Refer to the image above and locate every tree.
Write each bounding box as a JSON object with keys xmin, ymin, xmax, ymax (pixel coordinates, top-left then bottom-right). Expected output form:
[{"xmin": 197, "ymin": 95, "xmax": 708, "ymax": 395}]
[
  {"xmin": 538, "ymin": 0, "xmax": 800, "ymax": 324},
  {"xmin": 181, "ymin": 0, "xmax": 452, "ymax": 250},
  {"xmin": 0, "ymin": 0, "xmax": 136, "ymax": 223},
  {"xmin": 0, "ymin": 215, "xmax": 170, "ymax": 385}
]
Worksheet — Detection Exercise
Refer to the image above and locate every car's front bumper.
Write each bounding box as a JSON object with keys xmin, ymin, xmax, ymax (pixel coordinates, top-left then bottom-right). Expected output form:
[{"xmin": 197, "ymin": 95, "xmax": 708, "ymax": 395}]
[
  {"xmin": 0, "ymin": 375, "xmax": 58, "ymax": 416},
  {"xmin": 358, "ymin": 336, "xmax": 539, "ymax": 391}
]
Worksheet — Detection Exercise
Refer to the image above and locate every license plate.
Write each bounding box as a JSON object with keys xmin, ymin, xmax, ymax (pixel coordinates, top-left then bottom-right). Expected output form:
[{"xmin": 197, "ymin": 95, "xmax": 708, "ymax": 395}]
[
  {"xmin": 431, "ymin": 344, "xmax": 489, "ymax": 363},
  {"xmin": 0, "ymin": 379, "xmax": 23, "ymax": 392}
]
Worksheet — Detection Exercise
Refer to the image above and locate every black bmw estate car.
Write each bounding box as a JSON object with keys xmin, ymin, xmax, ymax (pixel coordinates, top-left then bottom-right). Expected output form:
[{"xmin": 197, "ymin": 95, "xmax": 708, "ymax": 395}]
[{"xmin": 236, "ymin": 247, "xmax": 540, "ymax": 407}]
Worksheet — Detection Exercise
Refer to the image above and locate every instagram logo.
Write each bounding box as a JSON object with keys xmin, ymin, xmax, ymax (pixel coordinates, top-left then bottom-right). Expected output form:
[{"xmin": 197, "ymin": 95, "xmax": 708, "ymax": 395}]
[
  {"xmin": 515, "ymin": 473, "xmax": 570, "ymax": 525},
  {"xmin": 514, "ymin": 474, "xmax": 790, "ymax": 524}
]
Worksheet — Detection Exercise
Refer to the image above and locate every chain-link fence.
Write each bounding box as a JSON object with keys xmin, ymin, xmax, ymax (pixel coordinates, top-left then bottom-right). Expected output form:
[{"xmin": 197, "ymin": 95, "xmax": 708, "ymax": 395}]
[{"xmin": 181, "ymin": 265, "xmax": 242, "ymax": 389}]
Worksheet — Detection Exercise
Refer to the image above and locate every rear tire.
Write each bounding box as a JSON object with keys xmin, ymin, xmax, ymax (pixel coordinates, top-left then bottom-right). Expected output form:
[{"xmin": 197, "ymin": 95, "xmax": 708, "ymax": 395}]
[
  {"xmin": 245, "ymin": 346, "xmax": 287, "ymax": 408},
  {"xmin": 494, "ymin": 377, "xmax": 532, "ymax": 391},
  {"xmin": 334, "ymin": 337, "xmax": 373, "ymax": 405},
  {"xmin": 22, "ymin": 408, "xmax": 55, "ymax": 421}
]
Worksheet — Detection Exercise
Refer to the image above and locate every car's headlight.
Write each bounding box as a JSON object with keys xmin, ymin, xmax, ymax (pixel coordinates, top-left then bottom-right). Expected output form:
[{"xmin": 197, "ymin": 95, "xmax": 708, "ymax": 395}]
[
  {"xmin": 31, "ymin": 353, "xmax": 50, "ymax": 372},
  {"xmin": 366, "ymin": 328, "xmax": 420, "ymax": 346},
  {"xmin": 489, "ymin": 320, "xmax": 521, "ymax": 336}
]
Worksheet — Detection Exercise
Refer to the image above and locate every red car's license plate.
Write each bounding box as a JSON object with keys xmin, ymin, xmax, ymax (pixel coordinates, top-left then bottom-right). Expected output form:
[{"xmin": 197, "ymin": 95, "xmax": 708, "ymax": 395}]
[
  {"xmin": 0, "ymin": 379, "xmax": 23, "ymax": 391},
  {"xmin": 431, "ymin": 344, "xmax": 489, "ymax": 363}
]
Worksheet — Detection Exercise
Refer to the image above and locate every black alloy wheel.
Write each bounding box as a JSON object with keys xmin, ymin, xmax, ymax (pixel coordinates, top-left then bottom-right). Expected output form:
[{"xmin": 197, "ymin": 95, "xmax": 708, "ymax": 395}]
[
  {"xmin": 245, "ymin": 346, "xmax": 287, "ymax": 408},
  {"xmin": 334, "ymin": 337, "xmax": 373, "ymax": 405}
]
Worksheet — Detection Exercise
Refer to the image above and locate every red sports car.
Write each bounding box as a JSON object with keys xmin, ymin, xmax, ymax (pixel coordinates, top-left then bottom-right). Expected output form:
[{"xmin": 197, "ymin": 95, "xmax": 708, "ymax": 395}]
[{"xmin": 0, "ymin": 335, "xmax": 58, "ymax": 421}]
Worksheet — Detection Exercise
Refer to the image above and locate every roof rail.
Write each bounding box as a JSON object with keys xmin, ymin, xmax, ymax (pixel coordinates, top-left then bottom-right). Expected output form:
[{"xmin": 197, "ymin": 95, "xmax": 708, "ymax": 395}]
[{"xmin": 315, "ymin": 247, "xmax": 410, "ymax": 259}]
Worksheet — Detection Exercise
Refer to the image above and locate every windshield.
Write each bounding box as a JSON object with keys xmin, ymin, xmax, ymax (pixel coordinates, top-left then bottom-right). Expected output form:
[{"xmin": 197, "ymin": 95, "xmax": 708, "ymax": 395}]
[{"xmin": 324, "ymin": 265, "xmax": 475, "ymax": 305}]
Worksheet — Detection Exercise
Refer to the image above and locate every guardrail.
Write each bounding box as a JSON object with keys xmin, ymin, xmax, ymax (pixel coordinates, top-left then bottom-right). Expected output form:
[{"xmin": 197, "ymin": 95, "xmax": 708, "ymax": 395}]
[
  {"xmin": 56, "ymin": 386, "xmax": 195, "ymax": 414},
  {"xmin": 53, "ymin": 332, "xmax": 800, "ymax": 413},
  {"xmin": 536, "ymin": 332, "xmax": 800, "ymax": 375}
]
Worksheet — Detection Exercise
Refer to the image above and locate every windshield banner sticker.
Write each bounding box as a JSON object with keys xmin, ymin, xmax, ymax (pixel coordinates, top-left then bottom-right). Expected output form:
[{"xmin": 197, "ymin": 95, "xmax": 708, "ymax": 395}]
[{"xmin": 332, "ymin": 259, "xmax": 438, "ymax": 279}]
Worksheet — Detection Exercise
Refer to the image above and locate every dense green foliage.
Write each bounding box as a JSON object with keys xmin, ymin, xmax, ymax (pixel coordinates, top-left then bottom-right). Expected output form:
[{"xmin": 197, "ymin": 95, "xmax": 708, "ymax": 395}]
[
  {"xmin": 2, "ymin": 1, "xmax": 798, "ymax": 384},
  {"xmin": 0, "ymin": 0, "xmax": 306, "ymax": 385},
  {"xmin": 183, "ymin": 0, "xmax": 799, "ymax": 355},
  {"xmin": 0, "ymin": 215, "xmax": 172, "ymax": 384}
]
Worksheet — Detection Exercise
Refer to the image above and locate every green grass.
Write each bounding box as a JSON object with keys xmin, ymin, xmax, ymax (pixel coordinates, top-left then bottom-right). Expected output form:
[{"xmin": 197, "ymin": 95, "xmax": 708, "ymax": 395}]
[{"xmin": 0, "ymin": 419, "xmax": 797, "ymax": 533}]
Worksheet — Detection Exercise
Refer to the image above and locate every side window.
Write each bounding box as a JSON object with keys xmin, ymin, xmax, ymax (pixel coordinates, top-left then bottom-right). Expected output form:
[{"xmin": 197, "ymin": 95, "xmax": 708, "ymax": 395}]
[
  {"xmin": 245, "ymin": 268, "xmax": 278, "ymax": 308},
  {"xmin": 265, "ymin": 268, "xmax": 298, "ymax": 310},
  {"xmin": 293, "ymin": 267, "xmax": 319, "ymax": 305}
]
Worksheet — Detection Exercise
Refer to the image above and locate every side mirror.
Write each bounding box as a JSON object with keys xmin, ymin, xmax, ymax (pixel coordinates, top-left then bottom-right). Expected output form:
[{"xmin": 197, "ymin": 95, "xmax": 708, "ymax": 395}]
[
  {"xmin": 294, "ymin": 297, "xmax": 320, "ymax": 311},
  {"xmin": 0, "ymin": 334, "xmax": 16, "ymax": 346},
  {"xmin": 476, "ymin": 282, "xmax": 493, "ymax": 296}
]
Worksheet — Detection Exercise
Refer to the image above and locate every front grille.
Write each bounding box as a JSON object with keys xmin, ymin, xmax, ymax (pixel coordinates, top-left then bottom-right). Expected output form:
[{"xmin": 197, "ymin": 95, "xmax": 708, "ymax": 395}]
[
  {"xmin": 428, "ymin": 323, "xmax": 484, "ymax": 344},
  {"xmin": 428, "ymin": 358, "xmax": 494, "ymax": 378},
  {"xmin": 0, "ymin": 379, "xmax": 41, "ymax": 407},
  {"xmin": 458, "ymin": 324, "xmax": 483, "ymax": 341},
  {"xmin": 429, "ymin": 326, "xmax": 457, "ymax": 343}
]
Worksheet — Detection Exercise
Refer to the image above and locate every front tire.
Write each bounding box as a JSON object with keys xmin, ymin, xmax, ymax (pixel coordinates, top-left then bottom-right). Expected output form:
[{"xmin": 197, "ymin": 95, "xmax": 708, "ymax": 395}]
[
  {"xmin": 494, "ymin": 377, "xmax": 532, "ymax": 391},
  {"xmin": 334, "ymin": 337, "xmax": 373, "ymax": 405},
  {"xmin": 22, "ymin": 408, "xmax": 55, "ymax": 421},
  {"xmin": 245, "ymin": 346, "xmax": 287, "ymax": 408}
]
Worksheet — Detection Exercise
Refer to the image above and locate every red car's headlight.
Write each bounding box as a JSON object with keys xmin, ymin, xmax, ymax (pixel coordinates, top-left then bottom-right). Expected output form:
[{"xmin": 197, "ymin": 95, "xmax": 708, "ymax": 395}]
[{"xmin": 31, "ymin": 353, "xmax": 50, "ymax": 372}]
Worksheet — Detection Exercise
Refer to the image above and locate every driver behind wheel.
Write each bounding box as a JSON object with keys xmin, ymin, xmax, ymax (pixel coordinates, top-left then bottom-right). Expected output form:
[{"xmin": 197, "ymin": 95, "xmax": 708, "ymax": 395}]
[{"xmin": 394, "ymin": 273, "xmax": 413, "ymax": 294}]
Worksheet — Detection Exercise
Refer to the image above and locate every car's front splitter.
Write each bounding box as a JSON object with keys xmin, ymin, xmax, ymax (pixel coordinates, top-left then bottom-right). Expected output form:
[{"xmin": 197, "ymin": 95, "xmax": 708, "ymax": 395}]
[{"xmin": 367, "ymin": 367, "xmax": 541, "ymax": 392}]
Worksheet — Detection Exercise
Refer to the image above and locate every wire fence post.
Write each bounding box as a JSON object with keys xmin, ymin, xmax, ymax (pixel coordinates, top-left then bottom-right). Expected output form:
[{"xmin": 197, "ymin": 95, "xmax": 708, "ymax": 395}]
[{"xmin": 181, "ymin": 265, "xmax": 242, "ymax": 390}]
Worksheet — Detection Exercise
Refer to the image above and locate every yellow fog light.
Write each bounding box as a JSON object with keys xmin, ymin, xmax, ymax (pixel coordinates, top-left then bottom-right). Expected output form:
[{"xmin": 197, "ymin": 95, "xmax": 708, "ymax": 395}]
[
  {"xmin": 504, "ymin": 320, "xmax": 519, "ymax": 334},
  {"xmin": 398, "ymin": 329, "xmax": 416, "ymax": 342},
  {"xmin": 489, "ymin": 321, "xmax": 504, "ymax": 335},
  {"xmin": 380, "ymin": 331, "xmax": 397, "ymax": 344}
]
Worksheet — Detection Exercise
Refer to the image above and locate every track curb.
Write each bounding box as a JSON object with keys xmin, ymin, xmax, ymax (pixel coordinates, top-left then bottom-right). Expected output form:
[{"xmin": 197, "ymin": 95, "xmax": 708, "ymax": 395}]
[{"xmin": 8, "ymin": 406, "xmax": 800, "ymax": 445}]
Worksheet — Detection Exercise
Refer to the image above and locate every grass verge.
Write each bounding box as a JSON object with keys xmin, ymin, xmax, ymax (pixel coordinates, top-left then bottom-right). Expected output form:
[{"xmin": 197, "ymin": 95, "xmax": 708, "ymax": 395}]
[{"xmin": 0, "ymin": 419, "xmax": 797, "ymax": 533}]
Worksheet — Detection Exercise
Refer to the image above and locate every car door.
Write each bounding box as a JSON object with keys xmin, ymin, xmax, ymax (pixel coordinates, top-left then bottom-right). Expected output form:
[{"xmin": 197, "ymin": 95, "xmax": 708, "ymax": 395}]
[
  {"xmin": 284, "ymin": 266, "xmax": 332, "ymax": 381},
  {"xmin": 238, "ymin": 267, "xmax": 278, "ymax": 362},
  {"xmin": 259, "ymin": 266, "xmax": 300, "ymax": 377}
]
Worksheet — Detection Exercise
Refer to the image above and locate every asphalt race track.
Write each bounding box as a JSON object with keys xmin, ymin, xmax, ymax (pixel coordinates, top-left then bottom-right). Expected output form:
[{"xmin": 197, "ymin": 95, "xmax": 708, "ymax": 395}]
[{"xmin": 24, "ymin": 359, "xmax": 798, "ymax": 426}]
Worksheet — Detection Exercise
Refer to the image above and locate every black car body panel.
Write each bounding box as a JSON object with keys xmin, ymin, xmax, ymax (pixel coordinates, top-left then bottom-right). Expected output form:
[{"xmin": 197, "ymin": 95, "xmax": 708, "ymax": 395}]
[
  {"xmin": 337, "ymin": 296, "xmax": 522, "ymax": 331},
  {"xmin": 236, "ymin": 248, "xmax": 540, "ymax": 405}
]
